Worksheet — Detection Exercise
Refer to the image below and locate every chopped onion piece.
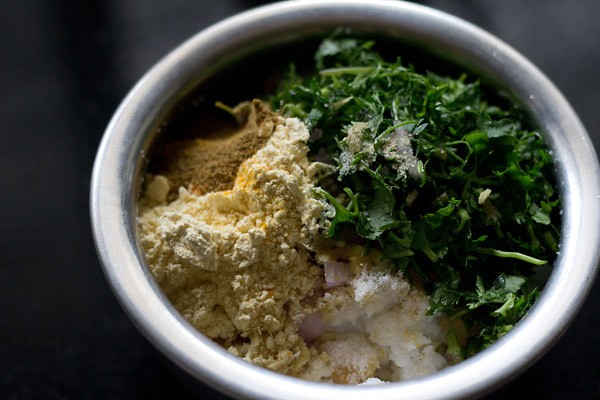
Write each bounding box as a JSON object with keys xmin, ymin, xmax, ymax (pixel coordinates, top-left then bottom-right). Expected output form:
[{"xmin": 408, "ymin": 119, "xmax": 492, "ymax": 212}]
[
  {"xmin": 323, "ymin": 260, "xmax": 352, "ymax": 288},
  {"xmin": 298, "ymin": 311, "xmax": 328, "ymax": 342}
]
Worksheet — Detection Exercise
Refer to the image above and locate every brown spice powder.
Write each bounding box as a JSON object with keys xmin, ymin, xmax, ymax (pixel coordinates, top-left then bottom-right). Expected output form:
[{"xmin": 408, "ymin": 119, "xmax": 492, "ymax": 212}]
[{"xmin": 152, "ymin": 99, "xmax": 278, "ymax": 199}]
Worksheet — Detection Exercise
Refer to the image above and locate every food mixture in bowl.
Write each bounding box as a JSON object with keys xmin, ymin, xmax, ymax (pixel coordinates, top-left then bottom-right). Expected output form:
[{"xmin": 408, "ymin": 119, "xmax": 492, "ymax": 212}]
[{"xmin": 137, "ymin": 36, "xmax": 560, "ymax": 384}]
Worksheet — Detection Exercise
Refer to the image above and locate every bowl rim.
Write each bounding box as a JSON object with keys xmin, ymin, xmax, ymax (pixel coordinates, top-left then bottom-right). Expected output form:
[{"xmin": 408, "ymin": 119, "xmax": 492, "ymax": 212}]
[{"xmin": 90, "ymin": 1, "xmax": 600, "ymax": 399}]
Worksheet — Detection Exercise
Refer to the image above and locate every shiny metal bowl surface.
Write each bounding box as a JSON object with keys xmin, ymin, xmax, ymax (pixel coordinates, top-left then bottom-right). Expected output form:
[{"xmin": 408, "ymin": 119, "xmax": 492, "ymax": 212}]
[{"xmin": 90, "ymin": 1, "xmax": 600, "ymax": 399}]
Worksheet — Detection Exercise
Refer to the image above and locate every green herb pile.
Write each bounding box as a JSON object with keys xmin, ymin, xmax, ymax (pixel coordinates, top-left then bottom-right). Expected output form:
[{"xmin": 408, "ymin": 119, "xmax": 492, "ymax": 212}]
[{"xmin": 271, "ymin": 37, "xmax": 560, "ymax": 359}]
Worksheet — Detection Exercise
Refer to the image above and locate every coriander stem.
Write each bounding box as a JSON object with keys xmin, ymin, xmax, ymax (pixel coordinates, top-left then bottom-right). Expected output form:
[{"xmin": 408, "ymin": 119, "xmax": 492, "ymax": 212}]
[
  {"xmin": 319, "ymin": 66, "xmax": 374, "ymax": 77},
  {"xmin": 388, "ymin": 250, "xmax": 414, "ymax": 258},
  {"xmin": 422, "ymin": 245, "xmax": 439, "ymax": 262},
  {"xmin": 473, "ymin": 247, "xmax": 547, "ymax": 265},
  {"xmin": 449, "ymin": 309, "xmax": 469, "ymax": 321}
]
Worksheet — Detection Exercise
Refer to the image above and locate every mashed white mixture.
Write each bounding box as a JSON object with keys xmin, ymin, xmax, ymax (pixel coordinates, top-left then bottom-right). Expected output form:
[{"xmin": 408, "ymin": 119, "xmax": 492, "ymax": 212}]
[{"xmin": 138, "ymin": 116, "xmax": 448, "ymax": 383}]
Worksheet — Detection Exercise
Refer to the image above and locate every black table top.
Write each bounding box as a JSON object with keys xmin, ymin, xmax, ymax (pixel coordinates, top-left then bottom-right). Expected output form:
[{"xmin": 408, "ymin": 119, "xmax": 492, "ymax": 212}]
[{"xmin": 2, "ymin": 1, "xmax": 599, "ymax": 399}]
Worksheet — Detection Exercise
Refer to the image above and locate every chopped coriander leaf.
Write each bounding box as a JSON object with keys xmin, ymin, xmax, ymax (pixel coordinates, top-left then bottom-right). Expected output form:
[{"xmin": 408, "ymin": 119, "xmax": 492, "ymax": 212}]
[{"xmin": 272, "ymin": 36, "xmax": 560, "ymax": 359}]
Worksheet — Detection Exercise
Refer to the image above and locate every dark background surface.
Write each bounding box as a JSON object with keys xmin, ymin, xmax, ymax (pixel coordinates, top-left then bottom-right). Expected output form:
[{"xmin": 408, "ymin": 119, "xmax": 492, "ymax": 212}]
[{"xmin": 1, "ymin": 1, "xmax": 599, "ymax": 399}]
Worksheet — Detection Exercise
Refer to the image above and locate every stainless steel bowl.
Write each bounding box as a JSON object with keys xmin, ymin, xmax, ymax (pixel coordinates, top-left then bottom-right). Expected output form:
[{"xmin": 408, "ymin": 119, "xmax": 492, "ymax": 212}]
[{"xmin": 90, "ymin": 1, "xmax": 600, "ymax": 399}]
